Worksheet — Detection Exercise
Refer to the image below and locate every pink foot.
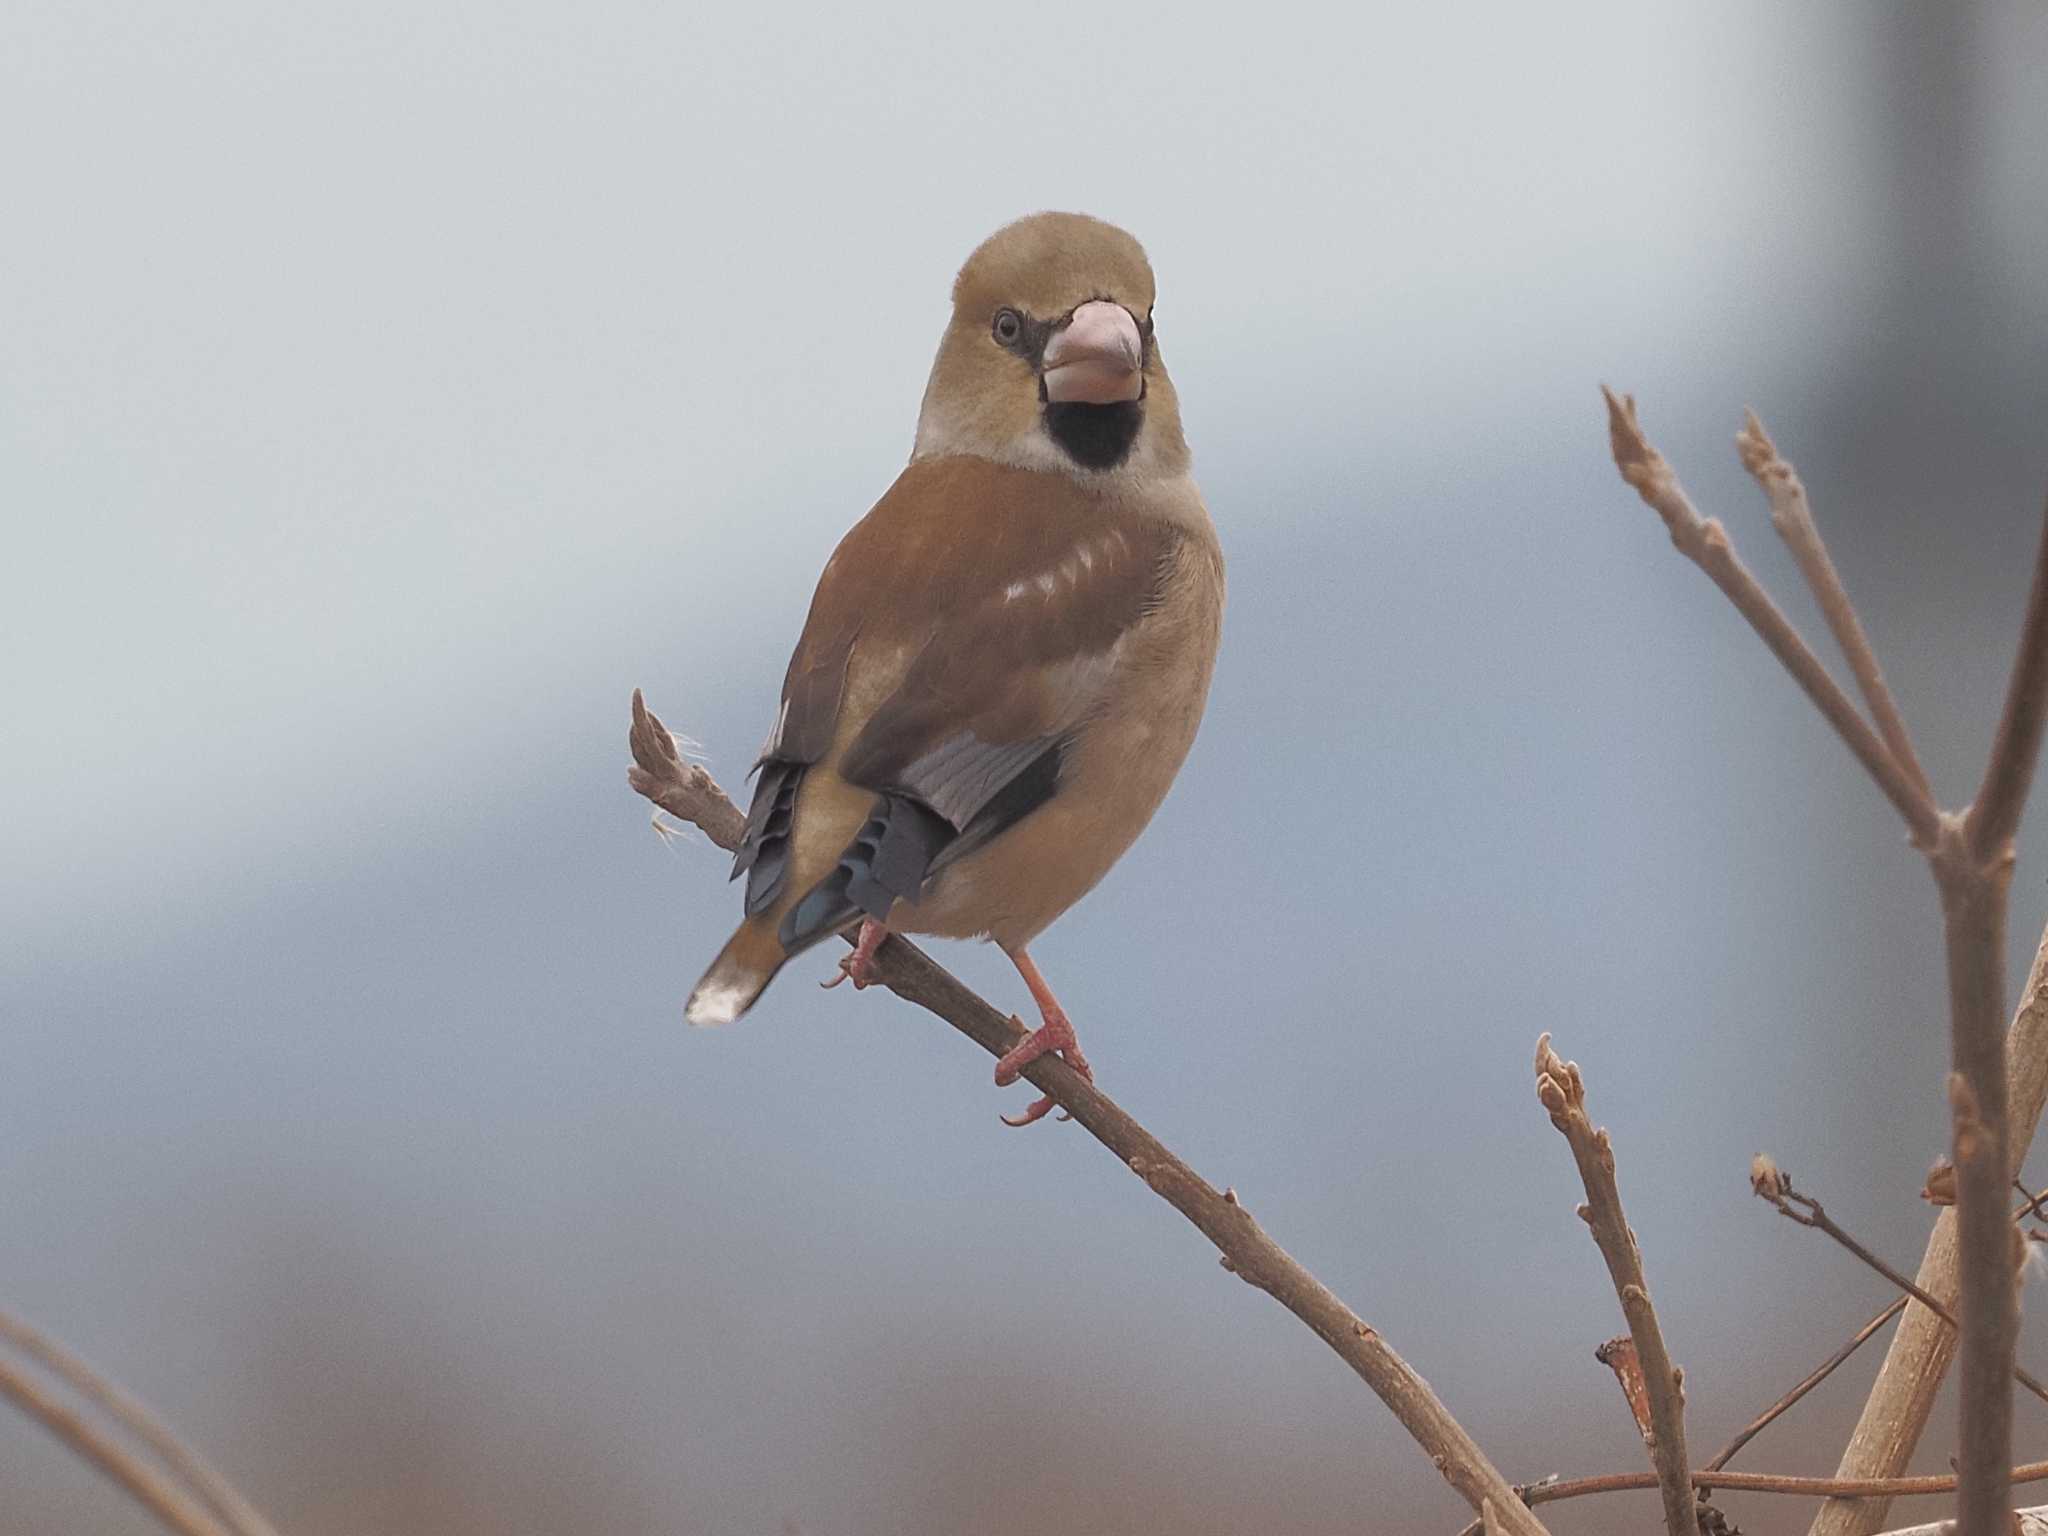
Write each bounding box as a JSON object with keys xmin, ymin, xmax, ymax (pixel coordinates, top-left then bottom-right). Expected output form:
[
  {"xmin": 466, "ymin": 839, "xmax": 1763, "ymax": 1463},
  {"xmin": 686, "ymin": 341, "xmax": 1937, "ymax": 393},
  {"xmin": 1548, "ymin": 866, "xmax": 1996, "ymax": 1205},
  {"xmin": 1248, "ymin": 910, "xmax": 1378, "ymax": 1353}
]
[
  {"xmin": 995, "ymin": 1009, "xmax": 1094, "ymax": 1128},
  {"xmin": 821, "ymin": 918, "xmax": 887, "ymax": 991}
]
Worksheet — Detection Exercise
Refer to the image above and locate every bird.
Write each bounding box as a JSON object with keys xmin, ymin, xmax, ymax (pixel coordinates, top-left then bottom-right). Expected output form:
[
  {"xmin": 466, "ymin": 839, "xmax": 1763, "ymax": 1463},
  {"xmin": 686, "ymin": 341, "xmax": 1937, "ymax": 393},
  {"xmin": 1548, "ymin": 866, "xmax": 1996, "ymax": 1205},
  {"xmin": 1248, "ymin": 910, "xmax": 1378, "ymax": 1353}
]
[{"xmin": 684, "ymin": 211, "xmax": 1224, "ymax": 1125}]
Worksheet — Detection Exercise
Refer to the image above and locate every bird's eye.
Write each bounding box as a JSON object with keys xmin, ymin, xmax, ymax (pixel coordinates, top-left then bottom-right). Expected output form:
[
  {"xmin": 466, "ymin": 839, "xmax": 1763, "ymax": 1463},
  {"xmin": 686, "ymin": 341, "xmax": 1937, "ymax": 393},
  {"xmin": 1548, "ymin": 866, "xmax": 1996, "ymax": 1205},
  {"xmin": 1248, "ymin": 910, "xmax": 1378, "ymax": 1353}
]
[{"xmin": 992, "ymin": 309, "xmax": 1023, "ymax": 345}]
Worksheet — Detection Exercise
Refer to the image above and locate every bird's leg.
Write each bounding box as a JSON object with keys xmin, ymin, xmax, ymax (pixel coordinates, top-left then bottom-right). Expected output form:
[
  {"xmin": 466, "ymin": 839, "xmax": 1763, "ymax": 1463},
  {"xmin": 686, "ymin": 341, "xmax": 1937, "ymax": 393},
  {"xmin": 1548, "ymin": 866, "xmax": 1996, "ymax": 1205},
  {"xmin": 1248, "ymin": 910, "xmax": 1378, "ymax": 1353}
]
[
  {"xmin": 821, "ymin": 918, "xmax": 888, "ymax": 990},
  {"xmin": 994, "ymin": 946, "xmax": 1094, "ymax": 1127}
]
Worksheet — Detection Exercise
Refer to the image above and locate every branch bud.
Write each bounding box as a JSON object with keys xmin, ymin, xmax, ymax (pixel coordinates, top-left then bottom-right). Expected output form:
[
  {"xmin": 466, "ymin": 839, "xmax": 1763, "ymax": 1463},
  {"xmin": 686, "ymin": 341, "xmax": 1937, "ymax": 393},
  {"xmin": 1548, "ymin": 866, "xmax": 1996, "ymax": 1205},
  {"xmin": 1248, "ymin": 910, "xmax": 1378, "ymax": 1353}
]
[
  {"xmin": 1922, "ymin": 1155, "xmax": 1957, "ymax": 1206},
  {"xmin": 1750, "ymin": 1153, "xmax": 1790, "ymax": 1202}
]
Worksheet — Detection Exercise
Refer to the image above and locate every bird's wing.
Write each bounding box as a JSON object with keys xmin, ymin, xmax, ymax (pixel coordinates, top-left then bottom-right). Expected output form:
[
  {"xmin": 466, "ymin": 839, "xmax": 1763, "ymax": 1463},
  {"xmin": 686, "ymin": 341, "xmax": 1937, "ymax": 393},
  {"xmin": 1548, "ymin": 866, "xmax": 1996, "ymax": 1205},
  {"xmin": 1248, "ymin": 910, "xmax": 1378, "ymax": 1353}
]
[
  {"xmin": 838, "ymin": 458, "xmax": 1174, "ymax": 873},
  {"xmin": 747, "ymin": 455, "xmax": 1177, "ymax": 942}
]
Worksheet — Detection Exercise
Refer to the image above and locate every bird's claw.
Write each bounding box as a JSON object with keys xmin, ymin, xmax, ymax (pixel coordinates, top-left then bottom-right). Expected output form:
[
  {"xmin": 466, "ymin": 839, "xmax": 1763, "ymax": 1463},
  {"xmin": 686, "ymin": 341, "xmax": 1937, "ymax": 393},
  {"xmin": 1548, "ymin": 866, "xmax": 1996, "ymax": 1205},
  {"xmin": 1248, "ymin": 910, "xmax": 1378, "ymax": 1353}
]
[
  {"xmin": 1000, "ymin": 1096, "xmax": 1065, "ymax": 1128},
  {"xmin": 819, "ymin": 954, "xmax": 872, "ymax": 990},
  {"xmin": 822, "ymin": 920, "xmax": 887, "ymax": 991},
  {"xmin": 996, "ymin": 1013, "xmax": 1094, "ymax": 1127}
]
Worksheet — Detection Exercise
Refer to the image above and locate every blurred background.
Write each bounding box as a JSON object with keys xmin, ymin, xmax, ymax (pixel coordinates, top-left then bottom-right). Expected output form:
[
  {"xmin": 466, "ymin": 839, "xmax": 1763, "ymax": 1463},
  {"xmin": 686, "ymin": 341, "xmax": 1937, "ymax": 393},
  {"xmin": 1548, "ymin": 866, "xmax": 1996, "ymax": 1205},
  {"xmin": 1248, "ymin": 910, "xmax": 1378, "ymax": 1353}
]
[{"xmin": 5, "ymin": 4, "xmax": 2048, "ymax": 1532}]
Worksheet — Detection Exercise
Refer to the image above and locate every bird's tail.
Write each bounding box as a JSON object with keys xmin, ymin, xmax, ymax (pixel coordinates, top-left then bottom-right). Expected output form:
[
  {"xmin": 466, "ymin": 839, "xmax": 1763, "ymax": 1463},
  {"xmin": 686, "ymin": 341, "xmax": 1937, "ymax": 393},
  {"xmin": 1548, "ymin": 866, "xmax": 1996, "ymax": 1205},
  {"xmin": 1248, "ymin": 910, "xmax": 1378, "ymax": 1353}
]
[{"xmin": 685, "ymin": 917, "xmax": 790, "ymax": 1026}]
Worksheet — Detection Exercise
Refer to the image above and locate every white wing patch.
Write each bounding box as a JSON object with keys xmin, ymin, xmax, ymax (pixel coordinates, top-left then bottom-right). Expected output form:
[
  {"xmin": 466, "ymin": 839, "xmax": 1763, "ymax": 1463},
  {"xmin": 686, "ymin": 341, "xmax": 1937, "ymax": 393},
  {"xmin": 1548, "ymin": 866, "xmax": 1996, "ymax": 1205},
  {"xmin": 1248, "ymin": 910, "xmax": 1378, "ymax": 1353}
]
[
  {"xmin": 1000, "ymin": 532, "xmax": 1135, "ymax": 604},
  {"xmin": 760, "ymin": 695, "xmax": 792, "ymax": 758}
]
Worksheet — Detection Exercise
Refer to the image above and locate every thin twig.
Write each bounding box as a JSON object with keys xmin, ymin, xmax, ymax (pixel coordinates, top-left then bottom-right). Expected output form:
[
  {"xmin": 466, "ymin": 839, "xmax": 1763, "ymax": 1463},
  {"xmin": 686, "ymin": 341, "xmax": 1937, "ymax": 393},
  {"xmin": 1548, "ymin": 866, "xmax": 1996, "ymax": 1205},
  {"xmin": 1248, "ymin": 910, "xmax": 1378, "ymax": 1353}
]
[
  {"xmin": 1695, "ymin": 1179, "xmax": 2048, "ymax": 1482},
  {"xmin": 1736, "ymin": 411, "xmax": 1936, "ymax": 808},
  {"xmin": 1748, "ymin": 1159, "xmax": 2048, "ymax": 1405},
  {"xmin": 1602, "ymin": 388, "xmax": 1941, "ymax": 847},
  {"xmin": 0, "ymin": 1352, "xmax": 233, "ymax": 1536},
  {"xmin": 1545, "ymin": 1459, "xmax": 2048, "ymax": 1506},
  {"xmin": 627, "ymin": 695, "xmax": 1551, "ymax": 1536},
  {"xmin": 1454, "ymin": 1459, "xmax": 2048, "ymax": 1536},
  {"xmin": 1704, "ymin": 1295, "xmax": 1907, "ymax": 1473},
  {"xmin": 1533, "ymin": 1034, "xmax": 1693, "ymax": 1536},
  {"xmin": 1708, "ymin": 1171, "xmax": 2048, "ymax": 1475},
  {"xmin": 0, "ymin": 1310, "xmax": 277, "ymax": 1536},
  {"xmin": 2016, "ymin": 1181, "xmax": 2048, "ymax": 1224},
  {"xmin": 1964, "ymin": 499, "xmax": 2048, "ymax": 862}
]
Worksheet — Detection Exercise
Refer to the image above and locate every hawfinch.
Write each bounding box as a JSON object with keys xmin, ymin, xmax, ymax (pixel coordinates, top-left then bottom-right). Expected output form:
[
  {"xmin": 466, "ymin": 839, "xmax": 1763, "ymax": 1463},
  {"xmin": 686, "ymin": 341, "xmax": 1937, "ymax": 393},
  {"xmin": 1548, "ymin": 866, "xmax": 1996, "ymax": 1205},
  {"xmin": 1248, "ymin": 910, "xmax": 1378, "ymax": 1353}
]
[{"xmin": 685, "ymin": 212, "xmax": 1224, "ymax": 1125}]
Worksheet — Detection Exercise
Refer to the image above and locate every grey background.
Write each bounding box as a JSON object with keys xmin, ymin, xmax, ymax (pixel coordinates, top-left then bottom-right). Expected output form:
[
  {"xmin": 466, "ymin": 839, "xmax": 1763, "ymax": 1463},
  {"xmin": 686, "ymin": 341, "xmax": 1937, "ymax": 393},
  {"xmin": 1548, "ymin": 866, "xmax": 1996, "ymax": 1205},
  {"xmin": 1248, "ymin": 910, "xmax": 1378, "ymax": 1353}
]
[{"xmin": 5, "ymin": 4, "xmax": 2048, "ymax": 1533}]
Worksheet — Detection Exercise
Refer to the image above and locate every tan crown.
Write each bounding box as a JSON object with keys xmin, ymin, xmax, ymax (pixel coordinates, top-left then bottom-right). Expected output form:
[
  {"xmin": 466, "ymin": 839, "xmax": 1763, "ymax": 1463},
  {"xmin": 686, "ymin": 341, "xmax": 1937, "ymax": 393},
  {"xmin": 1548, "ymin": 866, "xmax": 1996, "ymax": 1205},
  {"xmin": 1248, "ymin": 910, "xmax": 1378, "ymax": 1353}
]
[{"xmin": 911, "ymin": 212, "xmax": 1189, "ymax": 479}]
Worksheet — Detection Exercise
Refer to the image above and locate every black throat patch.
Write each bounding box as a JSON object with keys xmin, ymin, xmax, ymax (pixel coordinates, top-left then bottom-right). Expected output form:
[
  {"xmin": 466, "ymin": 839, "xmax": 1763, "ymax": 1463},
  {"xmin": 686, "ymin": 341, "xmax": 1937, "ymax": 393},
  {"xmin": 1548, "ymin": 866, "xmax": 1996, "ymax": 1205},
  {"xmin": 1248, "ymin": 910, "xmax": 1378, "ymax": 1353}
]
[{"xmin": 1042, "ymin": 400, "xmax": 1144, "ymax": 471}]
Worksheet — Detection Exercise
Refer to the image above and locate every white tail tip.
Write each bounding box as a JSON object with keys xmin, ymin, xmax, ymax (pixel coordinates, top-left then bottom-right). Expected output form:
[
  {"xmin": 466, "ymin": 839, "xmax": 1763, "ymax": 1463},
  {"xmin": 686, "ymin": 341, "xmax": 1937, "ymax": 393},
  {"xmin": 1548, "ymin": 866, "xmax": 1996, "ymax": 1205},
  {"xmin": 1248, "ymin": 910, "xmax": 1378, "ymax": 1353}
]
[{"xmin": 685, "ymin": 980, "xmax": 749, "ymax": 1027}]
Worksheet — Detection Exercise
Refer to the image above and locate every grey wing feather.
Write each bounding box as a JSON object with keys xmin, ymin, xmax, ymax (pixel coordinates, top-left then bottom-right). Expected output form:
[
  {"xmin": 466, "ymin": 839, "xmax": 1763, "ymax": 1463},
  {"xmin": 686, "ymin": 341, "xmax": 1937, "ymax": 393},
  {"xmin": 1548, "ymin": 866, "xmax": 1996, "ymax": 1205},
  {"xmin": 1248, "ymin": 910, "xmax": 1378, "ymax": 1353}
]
[
  {"xmin": 897, "ymin": 733, "xmax": 1056, "ymax": 828},
  {"xmin": 732, "ymin": 760, "xmax": 803, "ymax": 915}
]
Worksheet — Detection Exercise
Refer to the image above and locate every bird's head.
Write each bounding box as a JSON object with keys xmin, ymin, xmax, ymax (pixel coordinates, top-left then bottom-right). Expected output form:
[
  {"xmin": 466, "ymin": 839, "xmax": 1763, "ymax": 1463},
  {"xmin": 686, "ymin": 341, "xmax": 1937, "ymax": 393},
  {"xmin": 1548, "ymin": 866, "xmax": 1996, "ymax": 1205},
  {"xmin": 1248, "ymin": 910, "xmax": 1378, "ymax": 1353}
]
[{"xmin": 912, "ymin": 212, "xmax": 1189, "ymax": 481}]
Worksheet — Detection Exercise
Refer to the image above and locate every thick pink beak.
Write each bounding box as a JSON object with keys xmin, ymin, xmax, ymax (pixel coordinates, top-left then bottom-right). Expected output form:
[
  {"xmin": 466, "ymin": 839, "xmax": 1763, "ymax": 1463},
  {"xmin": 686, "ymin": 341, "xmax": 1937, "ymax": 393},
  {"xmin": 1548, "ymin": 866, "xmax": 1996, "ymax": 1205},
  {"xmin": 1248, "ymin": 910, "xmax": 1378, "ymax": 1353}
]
[{"xmin": 1043, "ymin": 300, "xmax": 1143, "ymax": 404}]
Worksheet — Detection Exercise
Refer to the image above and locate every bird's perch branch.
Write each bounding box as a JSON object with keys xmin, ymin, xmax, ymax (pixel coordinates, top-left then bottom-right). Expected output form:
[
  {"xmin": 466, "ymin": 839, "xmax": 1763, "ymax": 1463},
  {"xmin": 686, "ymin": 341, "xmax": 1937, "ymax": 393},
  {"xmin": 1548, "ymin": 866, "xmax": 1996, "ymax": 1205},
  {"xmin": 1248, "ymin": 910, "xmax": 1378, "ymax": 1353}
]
[
  {"xmin": 1533, "ymin": 1035, "xmax": 1694, "ymax": 1536},
  {"xmin": 1605, "ymin": 393, "xmax": 2048, "ymax": 1536},
  {"xmin": 627, "ymin": 690, "xmax": 1551, "ymax": 1536}
]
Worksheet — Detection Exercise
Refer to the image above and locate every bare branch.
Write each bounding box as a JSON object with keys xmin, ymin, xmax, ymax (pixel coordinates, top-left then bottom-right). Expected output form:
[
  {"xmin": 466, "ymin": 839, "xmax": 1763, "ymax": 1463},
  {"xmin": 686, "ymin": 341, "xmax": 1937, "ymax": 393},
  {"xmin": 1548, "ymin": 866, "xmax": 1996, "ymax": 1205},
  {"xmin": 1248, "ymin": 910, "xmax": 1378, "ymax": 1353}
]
[
  {"xmin": 1930, "ymin": 498, "xmax": 2048, "ymax": 1533},
  {"xmin": 0, "ymin": 1309, "xmax": 277, "ymax": 1536},
  {"xmin": 1735, "ymin": 411, "xmax": 1935, "ymax": 806},
  {"xmin": 1534, "ymin": 1034, "xmax": 1693, "ymax": 1536},
  {"xmin": 1965, "ymin": 499, "xmax": 2048, "ymax": 862},
  {"xmin": 1602, "ymin": 388, "xmax": 1941, "ymax": 847},
  {"xmin": 1941, "ymin": 1053, "xmax": 2018, "ymax": 1536},
  {"xmin": 628, "ymin": 695, "xmax": 1551, "ymax": 1536},
  {"xmin": 1549, "ymin": 1459, "xmax": 2048, "ymax": 1507},
  {"xmin": 0, "ymin": 1351, "xmax": 233, "ymax": 1536}
]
